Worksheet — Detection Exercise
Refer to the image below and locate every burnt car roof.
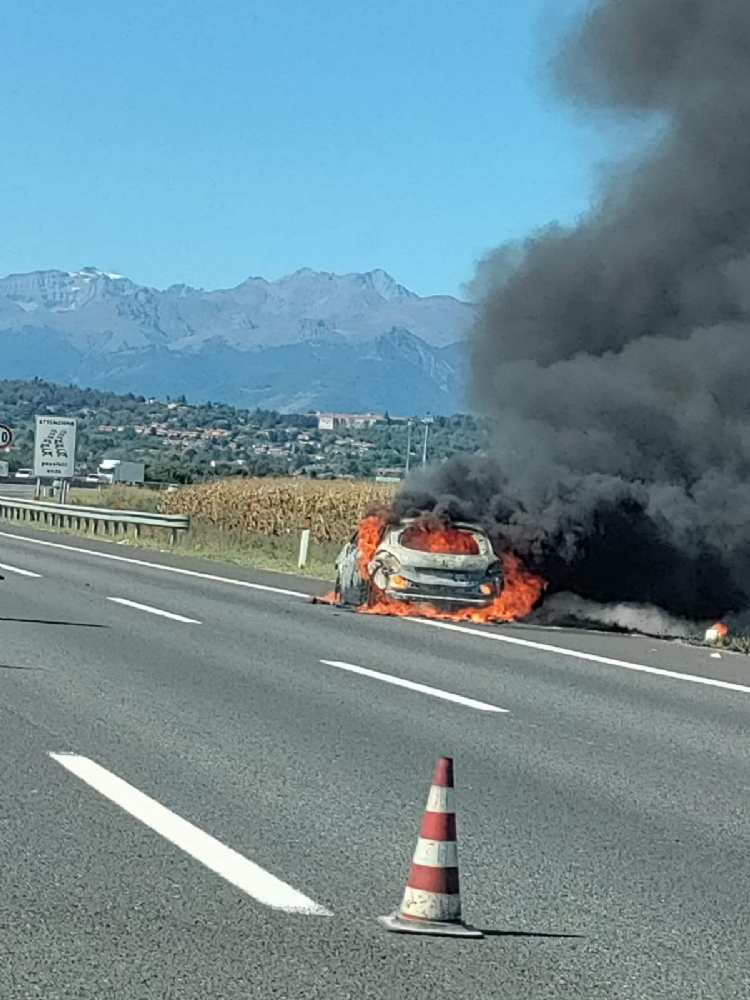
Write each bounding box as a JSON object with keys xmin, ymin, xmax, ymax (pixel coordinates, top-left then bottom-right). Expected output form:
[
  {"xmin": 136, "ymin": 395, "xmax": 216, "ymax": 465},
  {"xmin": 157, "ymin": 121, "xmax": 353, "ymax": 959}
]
[{"xmin": 385, "ymin": 518, "xmax": 488, "ymax": 533}]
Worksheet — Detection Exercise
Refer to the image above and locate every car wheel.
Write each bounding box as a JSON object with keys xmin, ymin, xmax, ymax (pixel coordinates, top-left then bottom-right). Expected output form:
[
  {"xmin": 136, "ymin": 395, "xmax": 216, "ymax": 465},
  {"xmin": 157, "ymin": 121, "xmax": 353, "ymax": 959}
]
[{"xmin": 335, "ymin": 551, "xmax": 370, "ymax": 607}]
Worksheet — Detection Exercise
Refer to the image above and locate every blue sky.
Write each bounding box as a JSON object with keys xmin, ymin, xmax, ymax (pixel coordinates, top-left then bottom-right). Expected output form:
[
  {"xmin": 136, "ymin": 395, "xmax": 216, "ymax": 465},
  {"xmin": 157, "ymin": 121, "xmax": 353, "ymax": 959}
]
[{"xmin": 1, "ymin": 0, "xmax": 622, "ymax": 297}]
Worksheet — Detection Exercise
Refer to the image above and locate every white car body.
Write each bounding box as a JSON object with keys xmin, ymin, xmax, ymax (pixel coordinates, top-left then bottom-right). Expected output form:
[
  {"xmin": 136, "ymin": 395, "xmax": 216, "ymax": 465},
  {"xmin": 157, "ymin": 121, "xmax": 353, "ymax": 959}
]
[{"xmin": 335, "ymin": 518, "xmax": 504, "ymax": 608}]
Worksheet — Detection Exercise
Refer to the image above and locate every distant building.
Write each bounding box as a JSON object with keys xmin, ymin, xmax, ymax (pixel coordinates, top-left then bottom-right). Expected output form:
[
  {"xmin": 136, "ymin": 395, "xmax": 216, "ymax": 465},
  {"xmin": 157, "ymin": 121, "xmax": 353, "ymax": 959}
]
[{"xmin": 316, "ymin": 412, "xmax": 386, "ymax": 431}]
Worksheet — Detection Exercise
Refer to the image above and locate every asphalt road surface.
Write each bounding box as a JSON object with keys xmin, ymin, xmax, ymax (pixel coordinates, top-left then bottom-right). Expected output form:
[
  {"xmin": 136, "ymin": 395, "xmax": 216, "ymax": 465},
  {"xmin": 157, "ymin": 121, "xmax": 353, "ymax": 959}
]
[{"xmin": 0, "ymin": 523, "xmax": 748, "ymax": 999}]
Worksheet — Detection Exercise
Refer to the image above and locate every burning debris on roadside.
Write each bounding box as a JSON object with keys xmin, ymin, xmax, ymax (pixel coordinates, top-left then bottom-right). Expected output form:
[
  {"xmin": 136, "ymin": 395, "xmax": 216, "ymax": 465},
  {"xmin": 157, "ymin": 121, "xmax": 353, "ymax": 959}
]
[{"xmin": 705, "ymin": 622, "xmax": 729, "ymax": 644}]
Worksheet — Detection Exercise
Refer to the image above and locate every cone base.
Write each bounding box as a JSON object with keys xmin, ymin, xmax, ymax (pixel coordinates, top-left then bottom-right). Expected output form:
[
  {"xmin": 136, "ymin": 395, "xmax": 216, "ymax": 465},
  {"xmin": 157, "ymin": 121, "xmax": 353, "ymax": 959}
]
[{"xmin": 378, "ymin": 912, "xmax": 484, "ymax": 939}]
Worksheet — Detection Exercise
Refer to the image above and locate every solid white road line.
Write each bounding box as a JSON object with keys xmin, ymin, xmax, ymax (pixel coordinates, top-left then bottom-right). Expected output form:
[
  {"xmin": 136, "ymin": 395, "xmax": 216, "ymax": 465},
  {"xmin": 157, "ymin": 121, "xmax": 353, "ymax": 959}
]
[
  {"xmin": 0, "ymin": 531, "xmax": 309, "ymax": 598},
  {"xmin": 50, "ymin": 753, "xmax": 332, "ymax": 916},
  {"xmin": 107, "ymin": 597, "xmax": 201, "ymax": 624},
  {"xmin": 319, "ymin": 659, "xmax": 508, "ymax": 713},
  {"xmin": 0, "ymin": 561, "xmax": 42, "ymax": 578},
  {"xmin": 408, "ymin": 619, "xmax": 750, "ymax": 696}
]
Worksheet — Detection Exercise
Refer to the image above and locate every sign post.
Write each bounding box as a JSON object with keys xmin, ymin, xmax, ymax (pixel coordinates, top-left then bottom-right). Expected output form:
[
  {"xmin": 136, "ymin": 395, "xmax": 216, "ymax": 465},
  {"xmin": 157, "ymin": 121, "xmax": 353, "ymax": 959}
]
[
  {"xmin": 0, "ymin": 424, "xmax": 11, "ymax": 483},
  {"xmin": 34, "ymin": 416, "xmax": 77, "ymax": 499},
  {"xmin": 421, "ymin": 415, "xmax": 434, "ymax": 467}
]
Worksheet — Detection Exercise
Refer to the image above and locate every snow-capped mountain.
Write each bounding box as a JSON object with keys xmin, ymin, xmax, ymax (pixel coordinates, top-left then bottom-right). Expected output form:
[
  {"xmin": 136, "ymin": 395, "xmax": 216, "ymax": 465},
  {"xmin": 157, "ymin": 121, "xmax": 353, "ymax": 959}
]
[{"xmin": 0, "ymin": 267, "xmax": 472, "ymax": 412}]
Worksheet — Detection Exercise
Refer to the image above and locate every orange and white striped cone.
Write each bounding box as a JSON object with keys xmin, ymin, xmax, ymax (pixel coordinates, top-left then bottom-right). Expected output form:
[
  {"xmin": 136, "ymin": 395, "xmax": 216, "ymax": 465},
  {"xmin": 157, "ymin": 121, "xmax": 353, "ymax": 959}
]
[{"xmin": 379, "ymin": 757, "xmax": 483, "ymax": 938}]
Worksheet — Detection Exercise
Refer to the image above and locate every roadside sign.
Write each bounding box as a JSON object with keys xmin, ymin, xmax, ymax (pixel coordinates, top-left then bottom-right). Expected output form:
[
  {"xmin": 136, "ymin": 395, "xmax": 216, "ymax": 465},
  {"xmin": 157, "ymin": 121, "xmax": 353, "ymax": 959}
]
[
  {"xmin": 0, "ymin": 424, "xmax": 11, "ymax": 449},
  {"xmin": 0, "ymin": 460, "xmax": 8, "ymax": 477},
  {"xmin": 34, "ymin": 416, "xmax": 77, "ymax": 479}
]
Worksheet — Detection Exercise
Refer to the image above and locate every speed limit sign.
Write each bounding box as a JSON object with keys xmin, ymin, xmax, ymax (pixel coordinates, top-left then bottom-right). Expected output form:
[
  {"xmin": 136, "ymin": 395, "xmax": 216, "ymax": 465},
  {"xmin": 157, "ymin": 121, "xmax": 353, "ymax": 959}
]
[{"xmin": 0, "ymin": 424, "xmax": 12, "ymax": 449}]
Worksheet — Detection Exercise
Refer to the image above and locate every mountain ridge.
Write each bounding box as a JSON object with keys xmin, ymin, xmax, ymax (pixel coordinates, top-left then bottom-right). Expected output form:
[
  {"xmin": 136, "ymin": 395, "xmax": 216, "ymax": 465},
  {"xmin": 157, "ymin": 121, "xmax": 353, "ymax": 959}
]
[{"xmin": 0, "ymin": 267, "xmax": 473, "ymax": 412}]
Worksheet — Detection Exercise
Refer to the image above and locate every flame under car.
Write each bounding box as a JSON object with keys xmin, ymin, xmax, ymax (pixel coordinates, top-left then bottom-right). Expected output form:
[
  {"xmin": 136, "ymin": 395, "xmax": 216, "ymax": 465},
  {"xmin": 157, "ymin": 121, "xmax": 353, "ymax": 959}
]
[{"xmin": 334, "ymin": 518, "xmax": 505, "ymax": 610}]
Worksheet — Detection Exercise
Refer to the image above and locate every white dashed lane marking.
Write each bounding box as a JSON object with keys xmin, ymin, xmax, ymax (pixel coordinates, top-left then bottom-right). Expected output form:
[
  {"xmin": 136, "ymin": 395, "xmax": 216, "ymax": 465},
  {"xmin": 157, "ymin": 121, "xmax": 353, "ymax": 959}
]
[
  {"xmin": 107, "ymin": 597, "xmax": 201, "ymax": 624},
  {"xmin": 50, "ymin": 753, "xmax": 332, "ymax": 916},
  {"xmin": 319, "ymin": 659, "xmax": 508, "ymax": 713},
  {"xmin": 0, "ymin": 561, "xmax": 42, "ymax": 578}
]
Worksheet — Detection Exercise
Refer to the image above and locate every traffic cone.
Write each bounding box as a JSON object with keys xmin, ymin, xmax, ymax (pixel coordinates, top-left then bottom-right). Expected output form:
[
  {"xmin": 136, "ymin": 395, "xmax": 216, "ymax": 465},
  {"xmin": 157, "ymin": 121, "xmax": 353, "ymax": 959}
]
[{"xmin": 379, "ymin": 756, "xmax": 483, "ymax": 938}]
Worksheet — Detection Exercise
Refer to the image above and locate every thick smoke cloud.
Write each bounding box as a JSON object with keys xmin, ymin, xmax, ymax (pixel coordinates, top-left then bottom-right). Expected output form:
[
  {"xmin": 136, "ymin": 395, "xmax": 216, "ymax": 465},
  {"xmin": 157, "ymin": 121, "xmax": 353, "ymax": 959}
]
[{"xmin": 398, "ymin": 0, "xmax": 750, "ymax": 622}]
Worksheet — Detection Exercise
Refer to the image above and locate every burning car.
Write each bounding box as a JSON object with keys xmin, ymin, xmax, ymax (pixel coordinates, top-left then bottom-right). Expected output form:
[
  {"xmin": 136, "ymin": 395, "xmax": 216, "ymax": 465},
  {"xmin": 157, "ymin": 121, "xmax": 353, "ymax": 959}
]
[
  {"xmin": 335, "ymin": 516, "xmax": 505, "ymax": 610},
  {"xmin": 330, "ymin": 512, "xmax": 546, "ymax": 622}
]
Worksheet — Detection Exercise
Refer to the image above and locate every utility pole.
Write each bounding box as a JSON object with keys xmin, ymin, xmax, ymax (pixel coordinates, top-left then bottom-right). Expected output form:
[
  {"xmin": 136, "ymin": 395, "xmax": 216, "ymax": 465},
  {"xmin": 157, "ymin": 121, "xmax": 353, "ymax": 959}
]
[
  {"xmin": 405, "ymin": 420, "xmax": 413, "ymax": 476},
  {"xmin": 421, "ymin": 415, "xmax": 433, "ymax": 467}
]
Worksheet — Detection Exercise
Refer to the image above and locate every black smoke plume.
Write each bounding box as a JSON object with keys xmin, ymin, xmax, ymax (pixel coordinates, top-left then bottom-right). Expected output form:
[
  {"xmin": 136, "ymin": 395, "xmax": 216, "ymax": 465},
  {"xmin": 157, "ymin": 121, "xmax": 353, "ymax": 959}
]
[{"xmin": 397, "ymin": 0, "xmax": 750, "ymax": 622}]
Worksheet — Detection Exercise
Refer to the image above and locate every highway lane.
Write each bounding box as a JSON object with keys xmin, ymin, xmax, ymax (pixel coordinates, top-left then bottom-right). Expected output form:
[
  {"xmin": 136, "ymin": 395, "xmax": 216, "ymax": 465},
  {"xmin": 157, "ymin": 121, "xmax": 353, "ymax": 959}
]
[
  {"xmin": 0, "ymin": 524, "xmax": 749, "ymax": 998},
  {"xmin": 3, "ymin": 522, "xmax": 748, "ymax": 686}
]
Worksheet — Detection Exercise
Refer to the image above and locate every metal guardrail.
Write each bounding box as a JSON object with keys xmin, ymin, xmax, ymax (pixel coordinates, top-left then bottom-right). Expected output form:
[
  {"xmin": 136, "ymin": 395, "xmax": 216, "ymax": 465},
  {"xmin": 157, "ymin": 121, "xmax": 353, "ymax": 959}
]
[{"xmin": 0, "ymin": 496, "xmax": 190, "ymax": 545}]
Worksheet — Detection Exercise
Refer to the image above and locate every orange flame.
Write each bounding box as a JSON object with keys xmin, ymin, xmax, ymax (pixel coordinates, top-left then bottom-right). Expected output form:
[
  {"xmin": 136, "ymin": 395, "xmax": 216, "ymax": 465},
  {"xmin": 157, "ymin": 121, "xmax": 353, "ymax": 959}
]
[
  {"xmin": 352, "ymin": 512, "xmax": 545, "ymax": 623},
  {"xmin": 357, "ymin": 513, "xmax": 388, "ymax": 576},
  {"xmin": 316, "ymin": 590, "xmax": 340, "ymax": 605},
  {"xmin": 400, "ymin": 519, "xmax": 480, "ymax": 555},
  {"xmin": 712, "ymin": 621, "xmax": 729, "ymax": 637}
]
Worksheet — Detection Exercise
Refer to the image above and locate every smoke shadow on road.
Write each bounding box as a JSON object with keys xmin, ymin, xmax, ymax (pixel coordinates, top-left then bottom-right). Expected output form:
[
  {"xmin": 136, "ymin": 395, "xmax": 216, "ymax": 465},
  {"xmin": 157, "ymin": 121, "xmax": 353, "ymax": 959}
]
[
  {"xmin": 478, "ymin": 929, "xmax": 584, "ymax": 940},
  {"xmin": 0, "ymin": 617, "xmax": 110, "ymax": 628}
]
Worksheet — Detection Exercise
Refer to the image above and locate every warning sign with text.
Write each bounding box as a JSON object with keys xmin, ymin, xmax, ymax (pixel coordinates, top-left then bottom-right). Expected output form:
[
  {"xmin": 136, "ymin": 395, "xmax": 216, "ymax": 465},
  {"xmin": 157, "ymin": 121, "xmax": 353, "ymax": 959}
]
[{"xmin": 34, "ymin": 416, "xmax": 77, "ymax": 479}]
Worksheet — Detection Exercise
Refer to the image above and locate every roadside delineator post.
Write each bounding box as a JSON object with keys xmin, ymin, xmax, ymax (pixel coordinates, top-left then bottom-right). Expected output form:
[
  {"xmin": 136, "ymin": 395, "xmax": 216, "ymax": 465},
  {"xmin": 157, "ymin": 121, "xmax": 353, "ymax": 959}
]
[
  {"xmin": 379, "ymin": 756, "xmax": 483, "ymax": 938},
  {"xmin": 298, "ymin": 516, "xmax": 311, "ymax": 569}
]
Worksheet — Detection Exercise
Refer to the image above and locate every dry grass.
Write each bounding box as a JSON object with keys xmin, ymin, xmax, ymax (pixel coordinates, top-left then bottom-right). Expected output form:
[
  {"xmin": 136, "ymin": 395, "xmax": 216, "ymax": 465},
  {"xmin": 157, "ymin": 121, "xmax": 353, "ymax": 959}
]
[
  {"xmin": 163, "ymin": 522, "xmax": 340, "ymax": 578},
  {"xmin": 161, "ymin": 477, "xmax": 396, "ymax": 544},
  {"xmin": 716, "ymin": 635, "xmax": 750, "ymax": 655},
  {"xmin": 6, "ymin": 514, "xmax": 339, "ymax": 579},
  {"xmin": 69, "ymin": 485, "xmax": 162, "ymax": 513},
  {"xmin": 4, "ymin": 477, "xmax": 392, "ymax": 579}
]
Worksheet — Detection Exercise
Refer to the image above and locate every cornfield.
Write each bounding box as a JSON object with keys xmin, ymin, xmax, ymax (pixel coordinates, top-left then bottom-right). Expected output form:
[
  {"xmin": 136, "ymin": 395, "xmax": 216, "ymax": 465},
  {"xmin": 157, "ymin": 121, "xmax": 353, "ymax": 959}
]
[{"xmin": 160, "ymin": 478, "xmax": 397, "ymax": 543}]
